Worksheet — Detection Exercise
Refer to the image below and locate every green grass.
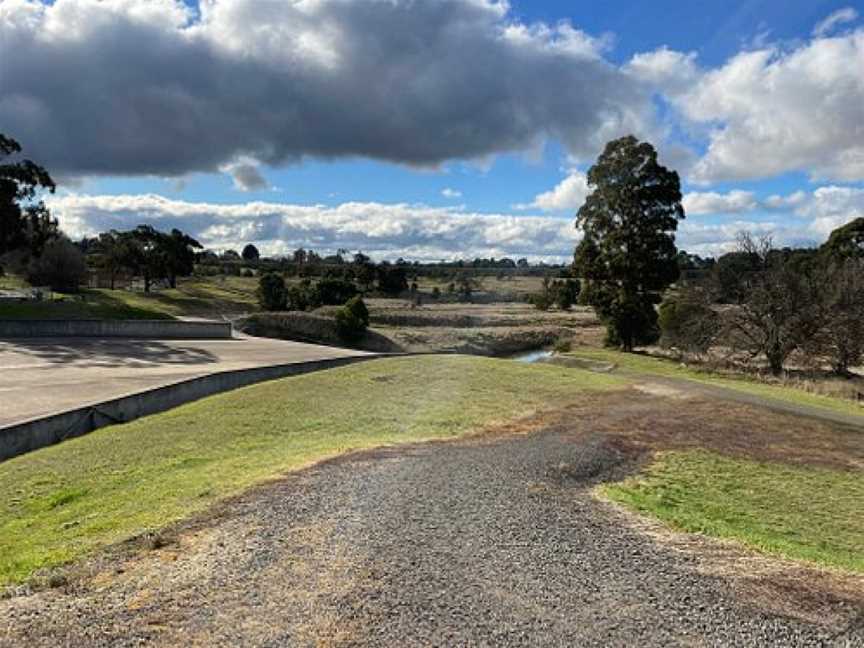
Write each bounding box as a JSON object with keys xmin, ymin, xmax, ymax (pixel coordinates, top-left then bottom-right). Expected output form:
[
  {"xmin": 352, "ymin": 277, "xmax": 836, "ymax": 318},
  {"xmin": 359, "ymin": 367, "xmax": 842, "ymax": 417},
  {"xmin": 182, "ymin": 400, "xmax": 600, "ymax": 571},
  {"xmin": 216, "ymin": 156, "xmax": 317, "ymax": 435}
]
[
  {"xmin": 0, "ymin": 355, "xmax": 622, "ymax": 586},
  {"xmin": 0, "ymin": 275, "xmax": 260, "ymax": 320},
  {"xmin": 0, "ymin": 291, "xmax": 173, "ymax": 320},
  {"xmin": 603, "ymin": 450, "xmax": 864, "ymax": 573},
  {"xmin": 568, "ymin": 347, "xmax": 864, "ymax": 419},
  {"xmin": 0, "ymin": 275, "xmax": 30, "ymax": 290}
]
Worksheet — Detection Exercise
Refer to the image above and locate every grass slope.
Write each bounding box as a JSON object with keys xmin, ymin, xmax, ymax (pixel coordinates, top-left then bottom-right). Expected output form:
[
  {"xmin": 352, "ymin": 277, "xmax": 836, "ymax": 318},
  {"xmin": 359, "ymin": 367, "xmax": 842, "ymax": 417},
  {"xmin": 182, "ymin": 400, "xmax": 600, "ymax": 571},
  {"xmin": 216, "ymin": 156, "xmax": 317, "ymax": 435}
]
[
  {"xmin": 0, "ymin": 276, "xmax": 259, "ymax": 321},
  {"xmin": 569, "ymin": 347, "xmax": 864, "ymax": 419},
  {"xmin": 0, "ymin": 355, "xmax": 621, "ymax": 586},
  {"xmin": 0, "ymin": 292, "xmax": 173, "ymax": 320},
  {"xmin": 603, "ymin": 451, "xmax": 864, "ymax": 573}
]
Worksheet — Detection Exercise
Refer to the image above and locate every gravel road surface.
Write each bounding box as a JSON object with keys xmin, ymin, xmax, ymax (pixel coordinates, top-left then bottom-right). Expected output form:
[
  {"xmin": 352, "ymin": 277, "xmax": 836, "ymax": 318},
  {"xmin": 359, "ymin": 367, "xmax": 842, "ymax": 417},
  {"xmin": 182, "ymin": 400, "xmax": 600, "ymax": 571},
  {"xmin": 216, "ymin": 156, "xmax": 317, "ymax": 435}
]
[{"xmin": 3, "ymin": 415, "xmax": 861, "ymax": 647}]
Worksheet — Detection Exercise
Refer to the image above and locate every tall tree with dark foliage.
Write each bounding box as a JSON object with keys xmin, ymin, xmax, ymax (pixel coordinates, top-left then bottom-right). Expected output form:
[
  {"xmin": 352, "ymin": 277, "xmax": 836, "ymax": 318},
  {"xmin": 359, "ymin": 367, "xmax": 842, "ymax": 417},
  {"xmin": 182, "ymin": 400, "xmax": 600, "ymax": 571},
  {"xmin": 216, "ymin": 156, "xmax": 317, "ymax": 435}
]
[
  {"xmin": 574, "ymin": 136, "xmax": 684, "ymax": 351},
  {"xmin": 0, "ymin": 134, "xmax": 57, "ymax": 256}
]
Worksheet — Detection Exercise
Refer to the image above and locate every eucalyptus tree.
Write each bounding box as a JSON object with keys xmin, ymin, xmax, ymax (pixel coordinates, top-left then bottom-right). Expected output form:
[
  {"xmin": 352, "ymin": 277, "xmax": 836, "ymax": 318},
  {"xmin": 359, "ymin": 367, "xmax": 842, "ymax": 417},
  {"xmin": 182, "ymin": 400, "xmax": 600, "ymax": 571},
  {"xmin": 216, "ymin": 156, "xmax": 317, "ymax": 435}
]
[
  {"xmin": 574, "ymin": 136, "xmax": 684, "ymax": 351},
  {"xmin": 0, "ymin": 134, "xmax": 57, "ymax": 256}
]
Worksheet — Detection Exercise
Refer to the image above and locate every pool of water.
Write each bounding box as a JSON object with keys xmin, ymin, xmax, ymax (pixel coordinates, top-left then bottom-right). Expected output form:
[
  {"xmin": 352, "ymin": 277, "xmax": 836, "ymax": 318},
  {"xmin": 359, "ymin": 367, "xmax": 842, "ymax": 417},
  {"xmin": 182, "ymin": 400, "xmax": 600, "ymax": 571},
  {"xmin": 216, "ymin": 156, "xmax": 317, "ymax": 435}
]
[{"xmin": 511, "ymin": 349, "xmax": 553, "ymax": 364}]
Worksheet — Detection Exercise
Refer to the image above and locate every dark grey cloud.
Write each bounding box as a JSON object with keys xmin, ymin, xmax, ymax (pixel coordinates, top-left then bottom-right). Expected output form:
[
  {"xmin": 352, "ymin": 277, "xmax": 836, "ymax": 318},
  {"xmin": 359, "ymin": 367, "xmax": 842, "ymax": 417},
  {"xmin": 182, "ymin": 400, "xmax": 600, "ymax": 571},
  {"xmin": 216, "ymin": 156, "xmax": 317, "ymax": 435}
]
[
  {"xmin": 0, "ymin": 0, "xmax": 652, "ymax": 179},
  {"xmin": 225, "ymin": 162, "xmax": 268, "ymax": 192}
]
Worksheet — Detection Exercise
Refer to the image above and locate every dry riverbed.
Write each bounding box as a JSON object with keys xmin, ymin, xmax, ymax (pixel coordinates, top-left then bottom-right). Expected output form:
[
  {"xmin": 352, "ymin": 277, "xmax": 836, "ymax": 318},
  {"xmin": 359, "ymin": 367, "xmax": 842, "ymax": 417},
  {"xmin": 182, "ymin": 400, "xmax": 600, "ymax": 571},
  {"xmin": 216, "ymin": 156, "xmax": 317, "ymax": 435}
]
[{"xmin": 240, "ymin": 301, "xmax": 604, "ymax": 355}]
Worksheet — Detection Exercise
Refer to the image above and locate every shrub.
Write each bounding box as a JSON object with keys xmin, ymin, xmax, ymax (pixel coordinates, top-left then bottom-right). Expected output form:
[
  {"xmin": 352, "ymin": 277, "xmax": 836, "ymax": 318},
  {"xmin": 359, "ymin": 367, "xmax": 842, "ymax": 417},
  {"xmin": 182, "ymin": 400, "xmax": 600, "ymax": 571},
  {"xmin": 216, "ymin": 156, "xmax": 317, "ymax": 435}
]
[
  {"xmin": 335, "ymin": 296, "xmax": 369, "ymax": 343},
  {"xmin": 456, "ymin": 275, "xmax": 474, "ymax": 302},
  {"xmin": 257, "ymin": 273, "xmax": 286, "ymax": 311},
  {"xmin": 27, "ymin": 237, "xmax": 87, "ymax": 292},
  {"xmin": 286, "ymin": 285, "xmax": 309, "ymax": 311},
  {"xmin": 658, "ymin": 289, "xmax": 718, "ymax": 356},
  {"xmin": 555, "ymin": 279, "xmax": 580, "ymax": 310},
  {"xmin": 314, "ymin": 277, "xmax": 358, "ymax": 306},
  {"xmin": 431, "ymin": 286, "xmax": 441, "ymax": 300},
  {"xmin": 531, "ymin": 276, "xmax": 556, "ymax": 311},
  {"xmin": 553, "ymin": 337, "xmax": 572, "ymax": 353},
  {"xmin": 378, "ymin": 266, "xmax": 408, "ymax": 295},
  {"xmin": 602, "ymin": 292, "xmax": 660, "ymax": 349},
  {"xmin": 530, "ymin": 293, "xmax": 552, "ymax": 311},
  {"xmin": 345, "ymin": 295, "xmax": 369, "ymax": 327}
]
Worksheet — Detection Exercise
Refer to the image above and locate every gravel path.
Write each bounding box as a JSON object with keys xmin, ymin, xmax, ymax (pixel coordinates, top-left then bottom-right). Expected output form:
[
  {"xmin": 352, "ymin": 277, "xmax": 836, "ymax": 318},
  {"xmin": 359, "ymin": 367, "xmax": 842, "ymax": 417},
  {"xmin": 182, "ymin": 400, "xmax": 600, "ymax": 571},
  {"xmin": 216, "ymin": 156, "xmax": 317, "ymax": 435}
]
[{"xmin": 2, "ymin": 423, "xmax": 862, "ymax": 647}]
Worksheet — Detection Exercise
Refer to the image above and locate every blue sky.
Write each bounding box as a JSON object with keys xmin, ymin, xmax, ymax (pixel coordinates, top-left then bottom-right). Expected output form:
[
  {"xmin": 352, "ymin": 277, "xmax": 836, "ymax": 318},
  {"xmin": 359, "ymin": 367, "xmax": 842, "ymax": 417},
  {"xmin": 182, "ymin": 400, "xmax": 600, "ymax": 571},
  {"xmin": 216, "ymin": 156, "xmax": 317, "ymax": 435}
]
[{"xmin": 3, "ymin": 0, "xmax": 863, "ymax": 259}]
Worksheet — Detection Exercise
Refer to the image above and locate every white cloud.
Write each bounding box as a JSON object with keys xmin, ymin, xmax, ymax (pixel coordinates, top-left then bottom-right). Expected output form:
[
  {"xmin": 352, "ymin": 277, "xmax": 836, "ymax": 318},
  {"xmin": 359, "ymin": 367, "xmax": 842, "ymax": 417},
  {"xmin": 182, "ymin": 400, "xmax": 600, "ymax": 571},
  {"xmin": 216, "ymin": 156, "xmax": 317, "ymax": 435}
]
[
  {"xmin": 441, "ymin": 188, "xmax": 462, "ymax": 199},
  {"xmin": 813, "ymin": 7, "xmax": 859, "ymax": 37},
  {"xmin": 626, "ymin": 28, "xmax": 864, "ymax": 184},
  {"xmin": 47, "ymin": 193, "xmax": 578, "ymax": 261},
  {"xmin": 624, "ymin": 47, "xmax": 700, "ymax": 94},
  {"xmin": 682, "ymin": 190, "xmax": 758, "ymax": 215},
  {"xmin": 793, "ymin": 185, "xmax": 864, "ymax": 236},
  {"xmin": 45, "ymin": 185, "xmax": 864, "ymax": 261},
  {"xmin": 519, "ymin": 170, "xmax": 590, "ymax": 212},
  {"xmin": 682, "ymin": 32, "xmax": 864, "ymax": 183},
  {"xmin": 681, "ymin": 185, "xmax": 864, "ymax": 254}
]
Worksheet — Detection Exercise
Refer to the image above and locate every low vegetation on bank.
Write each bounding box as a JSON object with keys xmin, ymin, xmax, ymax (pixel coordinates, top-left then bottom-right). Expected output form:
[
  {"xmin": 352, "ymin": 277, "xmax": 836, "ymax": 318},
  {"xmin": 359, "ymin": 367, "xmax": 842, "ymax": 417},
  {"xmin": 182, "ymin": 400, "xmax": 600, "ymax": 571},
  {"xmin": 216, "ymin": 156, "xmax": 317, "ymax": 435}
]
[
  {"xmin": 603, "ymin": 450, "xmax": 864, "ymax": 573},
  {"xmin": 0, "ymin": 355, "xmax": 622, "ymax": 587},
  {"xmin": 0, "ymin": 276, "xmax": 259, "ymax": 320},
  {"xmin": 565, "ymin": 347, "xmax": 864, "ymax": 416}
]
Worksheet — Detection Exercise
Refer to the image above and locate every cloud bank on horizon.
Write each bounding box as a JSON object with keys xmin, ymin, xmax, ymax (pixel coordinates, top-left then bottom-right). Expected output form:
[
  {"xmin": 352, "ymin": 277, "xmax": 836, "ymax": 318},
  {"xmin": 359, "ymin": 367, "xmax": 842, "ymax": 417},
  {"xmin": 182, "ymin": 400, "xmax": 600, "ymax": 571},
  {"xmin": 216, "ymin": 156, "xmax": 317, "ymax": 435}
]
[
  {"xmin": 2, "ymin": 0, "xmax": 863, "ymax": 259},
  {"xmin": 49, "ymin": 185, "xmax": 864, "ymax": 261}
]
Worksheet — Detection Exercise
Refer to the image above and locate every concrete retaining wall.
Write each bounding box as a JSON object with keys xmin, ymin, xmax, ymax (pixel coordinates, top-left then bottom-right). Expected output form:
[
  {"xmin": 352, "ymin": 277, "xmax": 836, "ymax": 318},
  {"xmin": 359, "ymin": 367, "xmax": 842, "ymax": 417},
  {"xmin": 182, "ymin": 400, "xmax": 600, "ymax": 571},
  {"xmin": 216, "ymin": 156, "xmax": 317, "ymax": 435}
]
[
  {"xmin": 0, "ymin": 319, "xmax": 232, "ymax": 339},
  {"xmin": 0, "ymin": 355, "xmax": 378, "ymax": 462}
]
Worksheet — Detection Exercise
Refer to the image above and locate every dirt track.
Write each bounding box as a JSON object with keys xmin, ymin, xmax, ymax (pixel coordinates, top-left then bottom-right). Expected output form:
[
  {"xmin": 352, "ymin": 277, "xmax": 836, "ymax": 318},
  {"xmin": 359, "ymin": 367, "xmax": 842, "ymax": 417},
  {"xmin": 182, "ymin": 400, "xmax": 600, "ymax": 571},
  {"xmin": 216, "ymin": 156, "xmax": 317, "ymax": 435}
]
[{"xmin": 2, "ymin": 391, "xmax": 862, "ymax": 647}]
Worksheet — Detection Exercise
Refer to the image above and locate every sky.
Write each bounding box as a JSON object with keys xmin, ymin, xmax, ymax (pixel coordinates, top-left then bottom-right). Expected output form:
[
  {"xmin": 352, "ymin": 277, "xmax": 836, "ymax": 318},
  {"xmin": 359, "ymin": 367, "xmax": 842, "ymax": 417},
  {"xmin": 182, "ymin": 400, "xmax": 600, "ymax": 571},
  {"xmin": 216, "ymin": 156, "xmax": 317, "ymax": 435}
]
[{"xmin": 1, "ymin": 0, "xmax": 863, "ymax": 261}]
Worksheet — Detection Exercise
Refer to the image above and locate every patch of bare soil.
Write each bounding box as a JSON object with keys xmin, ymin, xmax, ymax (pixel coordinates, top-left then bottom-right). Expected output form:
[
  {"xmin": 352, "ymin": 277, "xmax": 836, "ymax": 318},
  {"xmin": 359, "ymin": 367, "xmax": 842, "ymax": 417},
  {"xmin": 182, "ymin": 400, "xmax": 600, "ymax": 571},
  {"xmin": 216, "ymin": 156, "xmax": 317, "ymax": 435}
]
[{"xmin": 561, "ymin": 388, "xmax": 864, "ymax": 471}]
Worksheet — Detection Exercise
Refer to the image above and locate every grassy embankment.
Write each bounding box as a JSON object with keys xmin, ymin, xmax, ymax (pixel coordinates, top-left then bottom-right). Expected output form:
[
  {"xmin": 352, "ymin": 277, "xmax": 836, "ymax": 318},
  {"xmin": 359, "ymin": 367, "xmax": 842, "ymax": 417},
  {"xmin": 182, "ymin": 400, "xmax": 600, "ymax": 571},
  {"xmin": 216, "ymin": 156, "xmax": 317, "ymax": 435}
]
[
  {"xmin": 0, "ymin": 355, "xmax": 622, "ymax": 586},
  {"xmin": 602, "ymin": 451, "xmax": 864, "ymax": 573},
  {"xmin": 568, "ymin": 347, "xmax": 864, "ymax": 418},
  {"xmin": 0, "ymin": 276, "xmax": 258, "ymax": 320},
  {"xmin": 575, "ymin": 347, "xmax": 864, "ymax": 573}
]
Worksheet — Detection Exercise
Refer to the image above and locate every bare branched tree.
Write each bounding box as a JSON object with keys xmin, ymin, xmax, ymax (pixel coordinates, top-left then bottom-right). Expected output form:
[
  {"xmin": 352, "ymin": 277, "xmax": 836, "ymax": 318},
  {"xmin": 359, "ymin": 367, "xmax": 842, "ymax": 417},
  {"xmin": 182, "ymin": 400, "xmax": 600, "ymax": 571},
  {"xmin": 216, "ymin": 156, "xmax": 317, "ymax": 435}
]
[
  {"xmin": 805, "ymin": 259, "xmax": 864, "ymax": 375},
  {"xmin": 719, "ymin": 233, "xmax": 822, "ymax": 375}
]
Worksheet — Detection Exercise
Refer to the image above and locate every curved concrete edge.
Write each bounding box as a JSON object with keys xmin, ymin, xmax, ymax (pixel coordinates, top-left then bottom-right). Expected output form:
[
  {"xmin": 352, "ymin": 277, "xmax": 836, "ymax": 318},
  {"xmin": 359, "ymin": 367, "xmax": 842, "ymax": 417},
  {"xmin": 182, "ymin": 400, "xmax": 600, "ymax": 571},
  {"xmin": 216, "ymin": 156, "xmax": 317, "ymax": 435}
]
[
  {"xmin": 0, "ymin": 319, "xmax": 233, "ymax": 339},
  {"xmin": 0, "ymin": 354, "xmax": 392, "ymax": 462}
]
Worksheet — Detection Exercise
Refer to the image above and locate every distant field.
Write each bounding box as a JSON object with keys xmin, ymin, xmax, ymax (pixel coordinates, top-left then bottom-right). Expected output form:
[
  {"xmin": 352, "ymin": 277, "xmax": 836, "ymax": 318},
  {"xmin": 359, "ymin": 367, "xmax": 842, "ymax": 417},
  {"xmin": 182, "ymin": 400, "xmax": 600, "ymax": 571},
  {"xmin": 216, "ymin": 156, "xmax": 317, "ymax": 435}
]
[
  {"xmin": 0, "ymin": 355, "xmax": 622, "ymax": 586},
  {"xmin": 416, "ymin": 274, "xmax": 546, "ymax": 299}
]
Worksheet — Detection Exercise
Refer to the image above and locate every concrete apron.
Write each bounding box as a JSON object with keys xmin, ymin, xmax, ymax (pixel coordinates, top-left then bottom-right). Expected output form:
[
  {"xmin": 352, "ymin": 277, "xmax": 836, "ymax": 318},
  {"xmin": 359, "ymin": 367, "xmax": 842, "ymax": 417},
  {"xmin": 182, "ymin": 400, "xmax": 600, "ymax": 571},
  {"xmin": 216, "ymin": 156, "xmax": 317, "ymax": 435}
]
[
  {"xmin": 0, "ymin": 355, "xmax": 380, "ymax": 462},
  {"xmin": 0, "ymin": 319, "xmax": 233, "ymax": 339}
]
